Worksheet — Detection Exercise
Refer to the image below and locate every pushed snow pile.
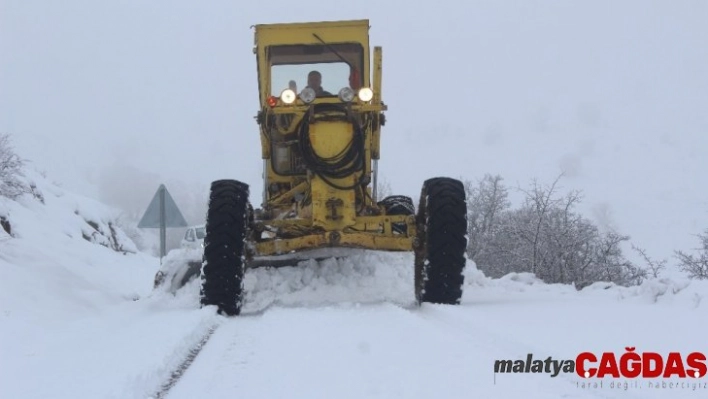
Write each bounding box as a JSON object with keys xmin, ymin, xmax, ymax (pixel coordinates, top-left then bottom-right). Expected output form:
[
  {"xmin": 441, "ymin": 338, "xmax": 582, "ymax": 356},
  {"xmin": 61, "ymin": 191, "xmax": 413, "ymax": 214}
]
[
  {"xmin": 153, "ymin": 248, "xmax": 419, "ymax": 312},
  {"xmin": 0, "ymin": 168, "xmax": 158, "ymax": 336},
  {"xmin": 153, "ymin": 247, "xmax": 203, "ymax": 294},
  {"xmin": 243, "ymin": 250, "xmax": 417, "ymax": 312}
]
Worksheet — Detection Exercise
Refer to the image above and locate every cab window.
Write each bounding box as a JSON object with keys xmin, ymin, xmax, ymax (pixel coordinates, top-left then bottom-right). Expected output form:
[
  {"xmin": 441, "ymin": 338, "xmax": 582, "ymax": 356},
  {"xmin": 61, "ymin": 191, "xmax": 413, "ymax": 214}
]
[{"xmin": 269, "ymin": 43, "xmax": 363, "ymax": 97}]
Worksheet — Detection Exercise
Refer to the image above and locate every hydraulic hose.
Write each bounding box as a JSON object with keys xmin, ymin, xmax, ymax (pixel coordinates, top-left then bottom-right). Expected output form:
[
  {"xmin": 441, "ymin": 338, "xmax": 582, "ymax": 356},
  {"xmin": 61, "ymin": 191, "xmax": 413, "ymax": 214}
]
[{"xmin": 297, "ymin": 110, "xmax": 366, "ymax": 190}]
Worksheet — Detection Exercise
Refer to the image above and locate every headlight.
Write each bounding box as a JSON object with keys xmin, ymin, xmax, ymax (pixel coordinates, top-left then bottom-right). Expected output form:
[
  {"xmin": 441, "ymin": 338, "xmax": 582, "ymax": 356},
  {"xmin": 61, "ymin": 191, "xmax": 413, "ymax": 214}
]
[
  {"xmin": 358, "ymin": 87, "xmax": 374, "ymax": 102},
  {"xmin": 299, "ymin": 87, "xmax": 316, "ymax": 103},
  {"xmin": 338, "ymin": 87, "xmax": 355, "ymax": 102},
  {"xmin": 280, "ymin": 89, "xmax": 296, "ymax": 104}
]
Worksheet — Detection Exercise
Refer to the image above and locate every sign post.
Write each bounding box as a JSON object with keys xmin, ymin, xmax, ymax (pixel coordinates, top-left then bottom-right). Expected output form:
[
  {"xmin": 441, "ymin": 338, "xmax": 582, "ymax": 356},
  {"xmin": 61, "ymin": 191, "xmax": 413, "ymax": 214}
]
[{"xmin": 138, "ymin": 184, "xmax": 188, "ymax": 263}]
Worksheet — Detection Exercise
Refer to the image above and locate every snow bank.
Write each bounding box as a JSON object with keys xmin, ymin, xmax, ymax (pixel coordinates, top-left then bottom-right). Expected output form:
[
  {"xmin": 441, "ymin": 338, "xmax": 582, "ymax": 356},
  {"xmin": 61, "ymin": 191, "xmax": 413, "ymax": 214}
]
[
  {"xmin": 467, "ymin": 268, "xmax": 706, "ymax": 309},
  {"xmin": 0, "ymin": 167, "xmax": 223, "ymax": 399},
  {"xmin": 1, "ymin": 169, "xmax": 141, "ymax": 252},
  {"xmin": 0, "ymin": 167, "xmax": 159, "ymax": 342},
  {"xmin": 583, "ymin": 276, "xmax": 706, "ymax": 308}
]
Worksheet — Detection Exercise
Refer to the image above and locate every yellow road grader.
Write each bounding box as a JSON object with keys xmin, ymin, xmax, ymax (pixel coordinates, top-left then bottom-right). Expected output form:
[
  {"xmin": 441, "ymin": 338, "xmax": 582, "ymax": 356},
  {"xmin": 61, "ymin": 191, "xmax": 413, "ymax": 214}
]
[{"xmin": 199, "ymin": 19, "xmax": 467, "ymax": 315}]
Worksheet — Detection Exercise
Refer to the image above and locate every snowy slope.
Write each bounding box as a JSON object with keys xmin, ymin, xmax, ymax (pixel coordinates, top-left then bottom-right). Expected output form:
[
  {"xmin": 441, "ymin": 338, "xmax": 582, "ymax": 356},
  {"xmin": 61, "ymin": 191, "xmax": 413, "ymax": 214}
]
[
  {"xmin": 0, "ymin": 169, "xmax": 152, "ymax": 329},
  {"xmin": 1, "ymin": 171, "xmax": 707, "ymax": 399},
  {"xmin": 0, "ymin": 170, "xmax": 214, "ymax": 398}
]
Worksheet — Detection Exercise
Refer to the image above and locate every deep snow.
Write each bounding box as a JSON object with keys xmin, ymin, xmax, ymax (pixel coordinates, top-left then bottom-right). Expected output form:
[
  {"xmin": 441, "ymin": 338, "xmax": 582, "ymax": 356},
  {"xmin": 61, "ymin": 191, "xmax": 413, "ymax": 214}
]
[{"xmin": 1, "ymin": 170, "xmax": 707, "ymax": 399}]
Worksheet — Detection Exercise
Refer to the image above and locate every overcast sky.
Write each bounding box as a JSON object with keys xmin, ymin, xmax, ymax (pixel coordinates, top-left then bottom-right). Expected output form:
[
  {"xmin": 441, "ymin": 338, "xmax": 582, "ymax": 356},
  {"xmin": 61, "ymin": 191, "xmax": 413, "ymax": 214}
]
[{"xmin": 1, "ymin": 0, "xmax": 707, "ymax": 267}]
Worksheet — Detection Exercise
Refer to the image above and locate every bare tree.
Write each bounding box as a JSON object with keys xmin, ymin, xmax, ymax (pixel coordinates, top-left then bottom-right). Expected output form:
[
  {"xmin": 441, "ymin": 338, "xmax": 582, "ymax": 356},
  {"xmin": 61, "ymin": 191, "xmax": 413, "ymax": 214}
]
[
  {"xmin": 675, "ymin": 230, "xmax": 708, "ymax": 280},
  {"xmin": 517, "ymin": 174, "xmax": 566, "ymax": 274},
  {"xmin": 632, "ymin": 245, "xmax": 666, "ymax": 278},
  {"xmin": 473, "ymin": 210, "xmax": 527, "ymax": 278},
  {"xmin": 471, "ymin": 173, "xmax": 639, "ymax": 287},
  {"xmin": 465, "ymin": 174, "xmax": 510, "ymax": 261},
  {"xmin": 0, "ymin": 134, "xmax": 28, "ymax": 199},
  {"xmin": 541, "ymin": 204, "xmax": 598, "ymax": 285},
  {"xmin": 592, "ymin": 231, "xmax": 644, "ymax": 286}
]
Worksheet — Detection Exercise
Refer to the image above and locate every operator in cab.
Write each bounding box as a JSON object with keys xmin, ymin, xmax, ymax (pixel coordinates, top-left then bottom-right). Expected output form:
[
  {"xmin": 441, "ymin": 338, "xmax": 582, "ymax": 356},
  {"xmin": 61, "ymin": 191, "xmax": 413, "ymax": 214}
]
[{"xmin": 306, "ymin": 70, "xmax": 332, "ymax": 97}]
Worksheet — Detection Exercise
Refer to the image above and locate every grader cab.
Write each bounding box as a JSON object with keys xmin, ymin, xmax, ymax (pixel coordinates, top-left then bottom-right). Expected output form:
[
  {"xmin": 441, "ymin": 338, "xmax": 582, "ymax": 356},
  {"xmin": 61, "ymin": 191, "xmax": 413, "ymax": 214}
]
[{"xmin": 199, "ymin": 19, "xmax": 467, "ymax": 315}]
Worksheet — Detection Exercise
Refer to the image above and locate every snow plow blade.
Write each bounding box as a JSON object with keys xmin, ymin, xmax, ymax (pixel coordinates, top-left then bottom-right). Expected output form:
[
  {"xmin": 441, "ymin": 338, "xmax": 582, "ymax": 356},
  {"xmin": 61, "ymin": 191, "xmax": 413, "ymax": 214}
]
[{"xmin": 247, "ymin": 247, "xmax": 375, "ymax": 268}]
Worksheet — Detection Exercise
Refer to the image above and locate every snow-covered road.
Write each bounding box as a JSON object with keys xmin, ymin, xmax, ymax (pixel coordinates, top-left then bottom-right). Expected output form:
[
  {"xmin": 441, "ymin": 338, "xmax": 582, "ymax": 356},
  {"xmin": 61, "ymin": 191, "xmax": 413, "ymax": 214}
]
[
  {"xmin": 160, "ymin": 265, "xmax": 707, "ymax": 399},
  {"xmin": 3, "ymin": 250, "xmax": 707, "ymax": 399}
]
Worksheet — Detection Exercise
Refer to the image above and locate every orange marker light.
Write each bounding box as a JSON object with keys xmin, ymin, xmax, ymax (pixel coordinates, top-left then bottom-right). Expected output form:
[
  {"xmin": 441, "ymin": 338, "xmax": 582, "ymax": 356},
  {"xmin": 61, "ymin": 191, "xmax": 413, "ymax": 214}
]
[{"xmin": 267, "ymin": 96, "xmax": 278, "ymax": 107}]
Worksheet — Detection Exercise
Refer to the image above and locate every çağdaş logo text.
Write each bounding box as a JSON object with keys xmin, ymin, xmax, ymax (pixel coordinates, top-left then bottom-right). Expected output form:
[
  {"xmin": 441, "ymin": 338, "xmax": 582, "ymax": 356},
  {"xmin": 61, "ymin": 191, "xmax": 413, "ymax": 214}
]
[{"xmin": 494, "ymin": 348, "xmax": 707, "ymax": 379}]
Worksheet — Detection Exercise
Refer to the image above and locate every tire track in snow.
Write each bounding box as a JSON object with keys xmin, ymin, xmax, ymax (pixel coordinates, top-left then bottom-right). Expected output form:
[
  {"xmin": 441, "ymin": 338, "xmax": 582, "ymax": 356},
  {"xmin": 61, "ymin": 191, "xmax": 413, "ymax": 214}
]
[
  {"xmin": 149, "ymin": 323, "xmax": 220, "ymax": 399},
  {"xmin": 162, "ymin": 302, "xmax": 482, "ymax": 399}
]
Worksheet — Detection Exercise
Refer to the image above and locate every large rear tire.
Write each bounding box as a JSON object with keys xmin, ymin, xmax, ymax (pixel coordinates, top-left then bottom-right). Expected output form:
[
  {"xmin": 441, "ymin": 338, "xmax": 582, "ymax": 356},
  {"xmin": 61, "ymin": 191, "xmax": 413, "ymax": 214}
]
[
  {"xmin": 200, "ymin": 180, "xmax": 250, "ymax": 316},
  {"xmin": 378, "ymin": 195, "xmax": 415, "ymax": 234},
  {"xmin": 414, "ymin": 177, "xmax": 467, "ymax": 305}
]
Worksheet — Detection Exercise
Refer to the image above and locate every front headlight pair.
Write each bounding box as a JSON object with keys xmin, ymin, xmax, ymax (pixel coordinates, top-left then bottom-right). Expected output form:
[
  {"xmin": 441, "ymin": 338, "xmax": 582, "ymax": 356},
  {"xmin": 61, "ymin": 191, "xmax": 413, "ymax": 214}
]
[
  {"xmin": 278, "ymin": 86, "xmax": 374, "ymax": 105},
  {"xmin": 337, "ymin": 87, "xmax": 374, "ymax": 103}
]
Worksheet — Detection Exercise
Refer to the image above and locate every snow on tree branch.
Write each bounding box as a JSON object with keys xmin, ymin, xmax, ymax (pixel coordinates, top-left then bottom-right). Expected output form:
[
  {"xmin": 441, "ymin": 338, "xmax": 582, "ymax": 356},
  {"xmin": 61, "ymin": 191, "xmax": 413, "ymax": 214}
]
[
  {"xmin": 675, "ymin": 230, "xmax": 708, "ymax": 280},
  {"xmin": 0, "ymin": 134, "xmax": 29, "ymax": 199},
  {"xmin": 466, "ymin": 173, "xmax": 640, "ymax": 287}
]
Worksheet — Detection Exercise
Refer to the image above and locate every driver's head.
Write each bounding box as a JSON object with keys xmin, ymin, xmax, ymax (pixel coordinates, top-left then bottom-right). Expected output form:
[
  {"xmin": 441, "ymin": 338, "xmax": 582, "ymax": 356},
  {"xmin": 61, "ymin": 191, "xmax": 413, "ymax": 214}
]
[{"xmin": 307, "ymin": 70, "xmax": 322, "ymax": 91}]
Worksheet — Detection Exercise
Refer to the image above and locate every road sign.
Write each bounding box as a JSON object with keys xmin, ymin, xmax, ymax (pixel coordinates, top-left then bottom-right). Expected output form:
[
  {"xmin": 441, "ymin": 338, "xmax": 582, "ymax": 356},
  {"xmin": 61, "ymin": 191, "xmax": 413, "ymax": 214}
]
[
  {"xmin": 138, "ymin": 184, "xmax": 188, "ymax": 228},
  {"xmin": 138, "ymin": 184, "xmax": 188, "ymax": 261}
]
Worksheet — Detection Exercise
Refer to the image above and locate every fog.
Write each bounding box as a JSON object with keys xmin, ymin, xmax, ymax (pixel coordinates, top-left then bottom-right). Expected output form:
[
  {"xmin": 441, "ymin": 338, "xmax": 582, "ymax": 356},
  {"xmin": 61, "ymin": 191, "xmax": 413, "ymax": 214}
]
[{"xmin": 2, "ymin": 1, "xmax": 707, "ymax": 263}]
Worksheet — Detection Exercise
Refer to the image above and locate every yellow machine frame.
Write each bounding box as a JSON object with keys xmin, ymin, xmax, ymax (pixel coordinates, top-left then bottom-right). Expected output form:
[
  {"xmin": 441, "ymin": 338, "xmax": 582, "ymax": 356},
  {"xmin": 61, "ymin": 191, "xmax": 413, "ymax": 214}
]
[{"xmin": 250, "ymin": 19, "xmax": 416, "ymax": 260}]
